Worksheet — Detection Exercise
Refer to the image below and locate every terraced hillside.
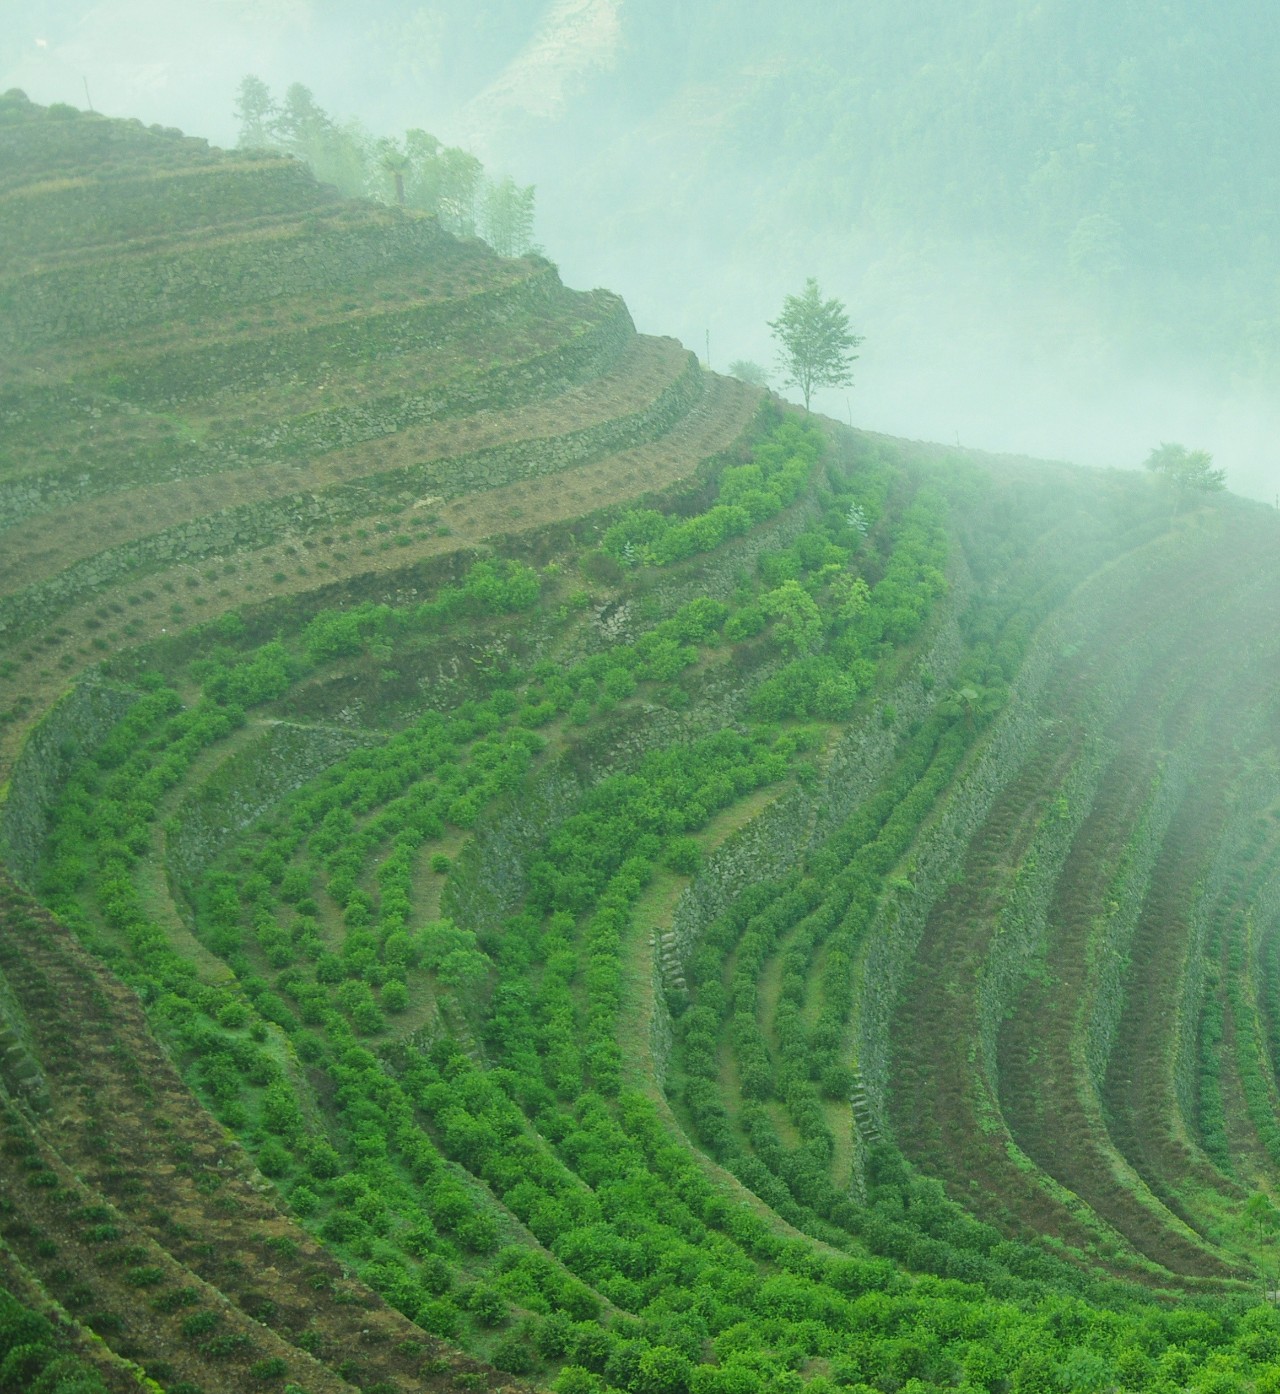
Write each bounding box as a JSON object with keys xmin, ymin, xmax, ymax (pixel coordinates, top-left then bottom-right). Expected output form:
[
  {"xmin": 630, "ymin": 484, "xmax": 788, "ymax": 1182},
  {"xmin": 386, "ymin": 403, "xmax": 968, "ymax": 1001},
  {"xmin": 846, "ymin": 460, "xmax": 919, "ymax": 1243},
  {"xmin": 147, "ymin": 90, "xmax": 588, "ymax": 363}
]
[
  {"xmin": 0, "ymin": 92, "xmax": 757, "ymax": 788},
  {"xmin": 8, "ymin": 91, "xmax": 1280, "ymax": 1394}
]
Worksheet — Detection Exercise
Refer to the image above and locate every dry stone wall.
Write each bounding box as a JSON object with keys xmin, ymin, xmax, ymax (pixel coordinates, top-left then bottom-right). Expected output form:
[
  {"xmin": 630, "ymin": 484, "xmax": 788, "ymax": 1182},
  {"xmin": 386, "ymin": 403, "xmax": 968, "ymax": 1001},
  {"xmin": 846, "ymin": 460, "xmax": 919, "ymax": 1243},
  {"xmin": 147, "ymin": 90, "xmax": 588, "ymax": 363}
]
[
  {"xmin": 2, "ymin": 209, "xmax": 451, "ymax": 350},
  {"xmin": 0, "ymin": 678, "xmax": 140, "ymax": 882},
  {"xmin": 0, "ymin": 348, "xmax": 701, "ymax": 644},
  {"xmin": 165, "ymin": 720, "xmax": 378, "ymax": 889},
  {"xmin": 443, "ymin": 762, "xmax": 582, "ymax": 934}
]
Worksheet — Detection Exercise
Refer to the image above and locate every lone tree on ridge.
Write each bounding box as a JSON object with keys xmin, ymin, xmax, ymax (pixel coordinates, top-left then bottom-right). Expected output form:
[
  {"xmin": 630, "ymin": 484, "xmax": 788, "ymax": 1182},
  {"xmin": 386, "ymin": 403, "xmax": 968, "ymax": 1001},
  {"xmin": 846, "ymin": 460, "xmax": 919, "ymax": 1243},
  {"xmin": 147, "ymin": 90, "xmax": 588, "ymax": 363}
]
[
  {"xmin": 768, "ymin": 278, "xmax": 863, "ymax": 413},
  {"xmin": 1143, "ymin": 442, "xmax": 1226, "ymax": 514}
]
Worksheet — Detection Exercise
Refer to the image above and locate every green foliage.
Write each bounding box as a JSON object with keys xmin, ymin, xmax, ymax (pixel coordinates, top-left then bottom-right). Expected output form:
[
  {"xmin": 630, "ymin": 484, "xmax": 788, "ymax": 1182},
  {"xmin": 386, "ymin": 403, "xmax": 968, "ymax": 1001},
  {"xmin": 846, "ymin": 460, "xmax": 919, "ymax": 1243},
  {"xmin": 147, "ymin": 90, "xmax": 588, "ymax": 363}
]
[
  {"xmin": 233, "ymin": 76, "xmax": 536, "ymax": 252},
  {"xmin": 749, "ymin": 656, "xmax": 862, "ymax": 720},
  {"xmin": 601, "ymin": 415, "xmax": 823, "ymax": 568},
  {"xmin": 0, "ymin": 1289, "xmax": 110, "ymax": 1394},
  {"xmin": 761, "ymin": 581, "xmax": 822, "ymax": 655},
  {"xmin": 768, "ymin": 279, "xmax": 863, "ymax": 412},
  {"xmin": 302, "ymin": 559, "xmax": 540, "ymax": 662},
  {"xmin": 422, "ymin": 921, "xmax": 492, "ymax": 988},
  {"xmin": 23, "ymin": 420, "xmax": 948, "ymax": 1394},
  {"xmin": 1143, "ymin": 442, "xmax": 1227, "ymax": 509},
  {"xmin": 26, "ymin": 405, "xmax": 1275, "ymax": 1394}
]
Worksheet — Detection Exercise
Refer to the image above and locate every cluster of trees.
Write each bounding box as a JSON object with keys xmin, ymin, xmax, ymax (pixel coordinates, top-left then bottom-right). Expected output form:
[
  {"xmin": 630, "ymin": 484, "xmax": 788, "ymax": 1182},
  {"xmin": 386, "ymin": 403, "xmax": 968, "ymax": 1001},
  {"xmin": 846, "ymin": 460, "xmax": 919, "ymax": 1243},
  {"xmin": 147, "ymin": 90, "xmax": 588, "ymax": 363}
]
[
  {"xmin": 233, "ymin": 76, "xmax": 537, "ymax": 256},
  {"xmin": 746, "ymin": 489, "xmax": 948, "ymax": 722},
  {"xmin": 1144, "ymin": 442, "xmax": 1226, "ymax": 514}
]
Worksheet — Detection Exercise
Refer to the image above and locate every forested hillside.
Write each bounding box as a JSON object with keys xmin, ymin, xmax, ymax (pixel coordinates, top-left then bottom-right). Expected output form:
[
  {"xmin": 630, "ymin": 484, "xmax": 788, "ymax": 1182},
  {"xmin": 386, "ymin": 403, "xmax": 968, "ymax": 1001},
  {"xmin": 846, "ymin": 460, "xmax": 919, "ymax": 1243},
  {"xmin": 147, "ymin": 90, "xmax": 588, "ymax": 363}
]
[
  {"xmin": 492, "ymin": 0, "xmax": 1280, "ymax": 383},
  {"xmin": 6, "ymin": 92, "xmax": 1280, "ymax": 1394}
]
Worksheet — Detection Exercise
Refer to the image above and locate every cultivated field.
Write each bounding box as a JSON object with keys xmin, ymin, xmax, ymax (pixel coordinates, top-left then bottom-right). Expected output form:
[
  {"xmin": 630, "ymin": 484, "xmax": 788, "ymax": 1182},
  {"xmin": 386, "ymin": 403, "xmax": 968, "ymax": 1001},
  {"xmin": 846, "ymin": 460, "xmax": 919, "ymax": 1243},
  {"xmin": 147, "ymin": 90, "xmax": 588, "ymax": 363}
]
[{"xmin": 7, "ymin": 92, "xmax": 1280, "ymax": 1394}]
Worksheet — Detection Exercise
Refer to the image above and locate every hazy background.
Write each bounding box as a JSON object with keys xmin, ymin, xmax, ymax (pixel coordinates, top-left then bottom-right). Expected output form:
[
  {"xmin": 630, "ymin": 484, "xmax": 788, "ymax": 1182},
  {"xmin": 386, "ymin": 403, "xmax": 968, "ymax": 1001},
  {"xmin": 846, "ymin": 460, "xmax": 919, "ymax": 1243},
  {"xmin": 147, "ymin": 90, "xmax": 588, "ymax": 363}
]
[{"xmin": 5, "ymin": 0, "xmax": 1278, "ymax": 501}]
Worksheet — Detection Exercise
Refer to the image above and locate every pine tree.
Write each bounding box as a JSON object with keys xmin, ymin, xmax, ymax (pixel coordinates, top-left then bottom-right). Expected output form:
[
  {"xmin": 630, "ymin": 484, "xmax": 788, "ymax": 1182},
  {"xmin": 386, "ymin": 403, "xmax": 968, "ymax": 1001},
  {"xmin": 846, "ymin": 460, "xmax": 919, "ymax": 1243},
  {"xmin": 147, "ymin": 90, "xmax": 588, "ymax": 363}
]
[
  {"xmin": 481, "ymin": 175, "xmax": 536, "ymax": 257},
  {"xmin": 233, "ymin": 75, "xmax": 276, "ymax": 149}
]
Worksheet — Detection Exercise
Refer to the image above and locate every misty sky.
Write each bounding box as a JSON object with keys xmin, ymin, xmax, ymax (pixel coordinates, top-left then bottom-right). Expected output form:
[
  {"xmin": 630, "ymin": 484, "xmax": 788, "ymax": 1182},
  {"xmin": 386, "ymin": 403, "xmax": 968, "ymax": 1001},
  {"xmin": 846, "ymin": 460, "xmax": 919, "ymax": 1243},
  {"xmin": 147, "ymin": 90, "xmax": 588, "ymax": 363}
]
[{"xmin": 4, "ymin": 0, "xmax": 1276, "ymax": 504}]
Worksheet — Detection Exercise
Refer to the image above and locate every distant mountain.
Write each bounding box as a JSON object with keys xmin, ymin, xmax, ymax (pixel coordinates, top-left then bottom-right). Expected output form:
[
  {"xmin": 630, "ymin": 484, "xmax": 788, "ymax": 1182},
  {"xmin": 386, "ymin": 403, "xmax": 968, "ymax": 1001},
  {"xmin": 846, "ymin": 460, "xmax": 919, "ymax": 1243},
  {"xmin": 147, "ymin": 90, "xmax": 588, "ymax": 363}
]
[
  {"xmin": 449, "ymin": 1, "xmax": 1279, "ymax": 493},
  {"xmin": 475, "ymin": 0, "xmax": 1279, "ymax": 380}
]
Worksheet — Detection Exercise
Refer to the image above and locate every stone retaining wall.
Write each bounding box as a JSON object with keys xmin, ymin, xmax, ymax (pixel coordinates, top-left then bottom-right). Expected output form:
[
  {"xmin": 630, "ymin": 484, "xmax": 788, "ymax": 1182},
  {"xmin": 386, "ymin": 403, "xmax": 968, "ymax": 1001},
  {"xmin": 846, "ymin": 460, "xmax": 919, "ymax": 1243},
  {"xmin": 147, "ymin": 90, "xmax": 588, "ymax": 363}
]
[
  {"xmin": 2, "ymin": 208, "xmax": 450, "ymax": 351},
  {"xmin": 165, "ymin": 720, "xmax": 378, "ymax": 890},
  {"xmin": 0, "ymin": 348, "xmax": 702, "ymax": 643},
  {"xmin": 0, "ymin": 678, "xmax": 140, "ymax": 883}
]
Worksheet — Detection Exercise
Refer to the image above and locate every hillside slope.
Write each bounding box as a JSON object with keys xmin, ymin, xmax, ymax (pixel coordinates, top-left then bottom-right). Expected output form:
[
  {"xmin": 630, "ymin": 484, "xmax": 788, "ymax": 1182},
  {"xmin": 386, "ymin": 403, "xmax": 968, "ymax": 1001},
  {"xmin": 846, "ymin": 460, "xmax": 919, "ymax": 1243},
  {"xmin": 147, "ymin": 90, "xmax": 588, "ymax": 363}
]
[
  {"xmin": 6, "ymin": 93, "xmax": 1280, "ymax": 1394},
  {"xmin": 0, "ymin": 91, "xmax": 757, "ymax": 786}
]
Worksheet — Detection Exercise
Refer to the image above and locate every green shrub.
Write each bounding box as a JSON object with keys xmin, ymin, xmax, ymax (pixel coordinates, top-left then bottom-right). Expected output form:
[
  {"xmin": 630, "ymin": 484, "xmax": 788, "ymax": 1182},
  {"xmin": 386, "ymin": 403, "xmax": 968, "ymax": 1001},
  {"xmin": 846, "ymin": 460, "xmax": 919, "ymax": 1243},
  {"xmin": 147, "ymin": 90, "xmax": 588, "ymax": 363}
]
[
  {"xmin": 465, "ymin": 1282, "xmax": 507, "ymax": 1326},
  {"xmin": 181, "ymin": 1310, "xmax": 220, "ymax": 1338},
  {"xmin": 380, "ymin": 980, "xmax": 409, "ymax": 1013},
  {"xmin": 289, "ymin": 1185, "xmax": 320, "ymax": 1216}
]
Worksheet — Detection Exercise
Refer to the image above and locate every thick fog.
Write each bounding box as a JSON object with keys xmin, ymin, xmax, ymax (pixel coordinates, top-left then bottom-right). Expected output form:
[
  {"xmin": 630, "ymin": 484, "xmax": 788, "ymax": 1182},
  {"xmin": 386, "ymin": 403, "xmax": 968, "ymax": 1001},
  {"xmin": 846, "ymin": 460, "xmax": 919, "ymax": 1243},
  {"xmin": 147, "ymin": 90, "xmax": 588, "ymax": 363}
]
[
  {"xmin": 5, "ymin": 0, "xmax": 1277, "ymax": 504},
  {"xmin": 538, "ymin": 222, "xmax": 1280, "ymax": 505}
]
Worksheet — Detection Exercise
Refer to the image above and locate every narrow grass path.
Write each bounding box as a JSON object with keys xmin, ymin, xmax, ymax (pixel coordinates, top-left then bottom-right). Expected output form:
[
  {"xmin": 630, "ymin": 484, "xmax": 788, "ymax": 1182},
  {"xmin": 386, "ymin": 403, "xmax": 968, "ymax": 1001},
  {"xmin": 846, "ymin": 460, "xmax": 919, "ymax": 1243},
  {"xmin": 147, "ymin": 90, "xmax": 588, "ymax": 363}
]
[
  {"xmin": 612, "ymin": 796, "xmax": 850, "ymax": 1250},
  {"xmin": 138, "ymin": 720, "xmax": 271, "ymax": 984}
]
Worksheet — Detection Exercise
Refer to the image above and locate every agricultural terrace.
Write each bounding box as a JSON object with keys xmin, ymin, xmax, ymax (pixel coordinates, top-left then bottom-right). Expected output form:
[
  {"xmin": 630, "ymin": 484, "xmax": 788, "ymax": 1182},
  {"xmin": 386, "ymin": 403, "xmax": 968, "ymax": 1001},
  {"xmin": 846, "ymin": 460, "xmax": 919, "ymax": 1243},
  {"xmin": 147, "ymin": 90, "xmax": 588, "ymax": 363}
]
[{"xmin": 5, "ymin": 91, "xmax": 1280, "ymax": 1394}]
